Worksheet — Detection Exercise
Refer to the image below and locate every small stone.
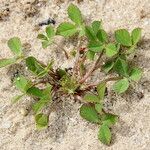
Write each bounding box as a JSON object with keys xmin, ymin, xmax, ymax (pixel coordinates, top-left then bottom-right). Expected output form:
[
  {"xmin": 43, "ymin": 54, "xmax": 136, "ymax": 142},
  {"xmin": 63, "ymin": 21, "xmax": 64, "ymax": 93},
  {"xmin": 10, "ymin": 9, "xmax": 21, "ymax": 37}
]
[{"xmin": 20, "ymin": 108, "xmax": 28, "ymax": 116}]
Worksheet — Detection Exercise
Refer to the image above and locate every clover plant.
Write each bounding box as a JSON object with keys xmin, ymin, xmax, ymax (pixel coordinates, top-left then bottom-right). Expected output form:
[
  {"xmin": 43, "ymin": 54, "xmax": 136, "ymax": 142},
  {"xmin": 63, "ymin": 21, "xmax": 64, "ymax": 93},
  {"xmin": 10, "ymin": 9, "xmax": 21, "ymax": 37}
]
[{"xmin": 0, "ymin": 4, "xmax": 142, "ymax": 145}]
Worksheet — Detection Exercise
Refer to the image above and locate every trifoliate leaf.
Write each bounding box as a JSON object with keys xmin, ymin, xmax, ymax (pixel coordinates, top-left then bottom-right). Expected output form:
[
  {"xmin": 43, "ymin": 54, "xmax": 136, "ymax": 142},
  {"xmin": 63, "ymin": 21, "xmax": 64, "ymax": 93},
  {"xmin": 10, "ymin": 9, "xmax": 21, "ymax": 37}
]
[
  {"xmin": 97, "ymin": 29, "xmax": 108, "ymax": 43},
  {"xmin": 46, "ymin": 26, "xmax": 55, "ymax": 38},
  {"xmin": 102, "ymin": 61, "xmax": 114, "ymax": 73},
  {"xmin": 35, "ymin": 113, "xmax": 48, "ymax": 130},
  {"xmin": 129, "ymin": 67, "xmax": 142, "ymax": 81},
  {"xmin": 68, "ymin": 4, "xmax": 83, "ymax": 25},
  {"xmin": 102, "ymin": 113, "xmax": 118, "ymax": 127},
  {"xmin": 83, "ymin": 93, "xmax": 99, "ymax": 103},
  {"xmin": 56, "ymin": 22, "xmax": 77, "ymax": 37},
  {"xmin": 7, "ymin": 37, "xmax": 22, "ymax": 56},
  {"xmin": 114, "ymin": 57, "xmax": 129, "ymax": 77},
  {"xmin": 115, "ymin": 29, "xmax": 132, "ymax": 46},
  {"xmin": 97, "ymin": 82, "xmax": 106, "ymax": 101},
  {"xmin": 0, "ymin": 58, "xmax": 16, "ymax": 68},
  {"xmin": 80, "ymin": 104, "xmax": 100, "ymax": 123},
  {"xmin": 113, "ymin": 78, "xmax": 129, "ymax": 94},
  {"xmin": 88, "ymin": 41, "xmax": 104, "ymax": 52},
  {"xmin": 14, "ymin": 75, "xmax": 32, "ymax": 93},
  {"xmin": 105, "ymin": 43, "xmax": 118, "ymax": 57},
  {"xmin": 92, "ymin": 21, "xmax": 102, "ymax": 35},
  {"xmin": 98, "ymin": 124, "xmax": 111, "ymax": 145},
  {"xmin": 131, "ymin": 28, "xmax": 142, "ymax": 45}
]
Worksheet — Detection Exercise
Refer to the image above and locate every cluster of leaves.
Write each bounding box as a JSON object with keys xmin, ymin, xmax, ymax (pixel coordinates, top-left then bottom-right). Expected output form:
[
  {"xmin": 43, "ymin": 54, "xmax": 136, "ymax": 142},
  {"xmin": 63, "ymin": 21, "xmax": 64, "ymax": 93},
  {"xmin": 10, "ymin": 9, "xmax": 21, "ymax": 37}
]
[
  {"xmin": 81, "ymin": 82, "xmax": 117, "ymax": 145},
  {"xmin": 0, "ymin": 4, "xmax": 142, "ymax": 145}
]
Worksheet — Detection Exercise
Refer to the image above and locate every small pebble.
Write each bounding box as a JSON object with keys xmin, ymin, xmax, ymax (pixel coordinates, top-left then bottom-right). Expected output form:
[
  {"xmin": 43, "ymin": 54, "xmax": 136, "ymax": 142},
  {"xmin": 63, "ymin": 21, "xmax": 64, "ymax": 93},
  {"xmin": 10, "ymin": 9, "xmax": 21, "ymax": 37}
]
[{"xmin": 20, "ymin": 108, "xmax": 28, "ymax": 116}]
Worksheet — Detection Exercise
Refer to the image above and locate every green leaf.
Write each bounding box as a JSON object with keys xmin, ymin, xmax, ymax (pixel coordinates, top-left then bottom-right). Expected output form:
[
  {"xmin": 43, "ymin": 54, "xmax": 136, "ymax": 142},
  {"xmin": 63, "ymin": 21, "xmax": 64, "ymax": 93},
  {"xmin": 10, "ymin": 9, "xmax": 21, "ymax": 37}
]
[
  {"xmin": 46, "ymin": 26, "xmax": 55, "ymax": 38},
  {"xmin": 115, "ymin": 29, "xmax": 132, "ymax": 46},
  {"xmin": 8, "ymin": 37, "xmax": 22, "ymax": 56},
  {"xmin": 97, "ymin": 29, "xmax": 108, "ymax": 43},
  {"xmin": 102, "ymin": 61, "xmax": 114, "ymax": 73},
  {"xmin": 95, "ymin": 103, "xmax": 103, "ymax": 113},
  {"xmin": 114, "ymin": 57, "xmax": 129, "ymax": 76},
  {"xmin": 14, "ymin": 75, "xmax": 32, "ymax": 92},
  {"xmin": 131, "ymin": 28, "xmax": 142, "ymax": 45},
  {"xmin": 35, "ymin": 113, "xmax": 48, "ymax": 130},
  {"xmin": 68, "ymin": 4, "xmax": 83, "ymax": 25},
  {"xmin": 113, "ymin": 78, "xmax": 129, "ymax": 94},
  {"xmin": 88, "ymin": 41, "xmax": 104, "ymax": 52},
  {"xmin": 102, "ymin": 113, "xmax": 118, "ymax": 127},
  {"xmin": 98, "ymin": 124, "xmax": 111, "ymax": 145},
  {"xmin": 56, "ymin": 22, "xmax": 77, "ymax": 37},
  {"xmin": 0, "ymin": 58, "xmax": 16, "ymax": 68},
  {"xmin": 92, "ymin": 21, "xmax": 102, "ymax": 34},
  {"xmin": 129, "ymin": 67, "xmax": 142, "ymax": 81},
  {"xmin": 37, "ymin": 34, "xmax": 48, "ymax": 41},
  {"xmin": 85, "ymin": 26, "xmax": 97, "ymax": 41},
  {"xmin": 80, "ymin": 104, "xmax": 100, "ymax": 123},
  {"xmin": 86, "ymin": 50, "xmax": 95, "ymax": 60},
  {"xmin": 26, "ymin": 56, "xmax": 45, "ymax": 76},
  {"xmin": 33, "ymin": 100, "xmax": 47, "ymax": 114},
  {"xmin": 97, "ymin": 82, "xmax": 106, "ymax": 101},
  {"xmin": 12, "ymin": 94, "xmax": 25, "ymax": 103},
  {"xmin": 37, "ymin": 70, "xmax": 48, "ymax": 78},
  {"xmin": 32, "ymin": 84, "xmax": 52, "ymax": 114},
  {"xmin": 105, "ymin": 43, "xmax": 118, "ymax": 57},
  {"xmin": 27, "ymin": 87, "xmax": 44, "ymax": 98},
  {"xmin": 57, "ymin": 69, "xmax": 67, "ymax": 78},
  {"xmin": 83, "ymin": 93, "xmax": 99, "ymax": 103}
]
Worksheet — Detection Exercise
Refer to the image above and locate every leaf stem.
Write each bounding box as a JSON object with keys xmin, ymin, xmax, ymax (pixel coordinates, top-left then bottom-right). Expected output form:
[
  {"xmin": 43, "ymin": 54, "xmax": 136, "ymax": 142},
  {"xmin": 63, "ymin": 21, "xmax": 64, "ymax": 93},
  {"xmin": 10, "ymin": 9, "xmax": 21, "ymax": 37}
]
[
  {"xmin": 79, "ymin": 51, "xmax": 104, "ymax": 84},
  {"xmin": 53, "ymin": 41, "xmax": 69, "ymax": 59},
  {"xmin": 83, "ymin": 76, "xmax": 122, "ymax": 90}
]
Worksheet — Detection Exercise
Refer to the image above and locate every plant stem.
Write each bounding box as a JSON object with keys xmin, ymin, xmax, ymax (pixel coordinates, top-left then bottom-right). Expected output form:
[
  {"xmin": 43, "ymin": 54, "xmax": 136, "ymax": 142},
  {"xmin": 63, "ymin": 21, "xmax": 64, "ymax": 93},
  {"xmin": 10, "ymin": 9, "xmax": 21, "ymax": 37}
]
[
  {"xmin": 53, "ymin": 41, "xmax": 69, "ymax": 59},
  {"xmin": 79, "ymin": 52, "xmax": 103, "ymax": 84},
  {"xmin": 83, "ymin": 76, "xmax": 122, "ymax": 90},
  {"xmin": 72, "ymin": 39, "xmax": 83, "ymax": 76},
  {"xmin": 104, "ymin": 76, "xmax": 122, "ymax": 82}
]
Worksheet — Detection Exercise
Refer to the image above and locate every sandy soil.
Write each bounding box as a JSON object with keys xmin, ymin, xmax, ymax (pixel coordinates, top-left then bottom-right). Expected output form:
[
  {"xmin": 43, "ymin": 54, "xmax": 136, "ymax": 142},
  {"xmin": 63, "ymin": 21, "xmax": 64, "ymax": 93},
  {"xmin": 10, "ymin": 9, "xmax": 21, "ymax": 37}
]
[{"xmin": 0, "ymin": 0, "xmax": 150, "ymax": 150}]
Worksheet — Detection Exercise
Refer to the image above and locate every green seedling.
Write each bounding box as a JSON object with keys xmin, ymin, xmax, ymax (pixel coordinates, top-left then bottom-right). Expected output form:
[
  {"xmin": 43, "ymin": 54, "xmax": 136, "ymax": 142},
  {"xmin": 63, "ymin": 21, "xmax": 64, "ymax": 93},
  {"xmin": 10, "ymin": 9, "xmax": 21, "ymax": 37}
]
[{"xmin": 0, "ymin": 4, "xmax": 142, "ymax": 145}]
